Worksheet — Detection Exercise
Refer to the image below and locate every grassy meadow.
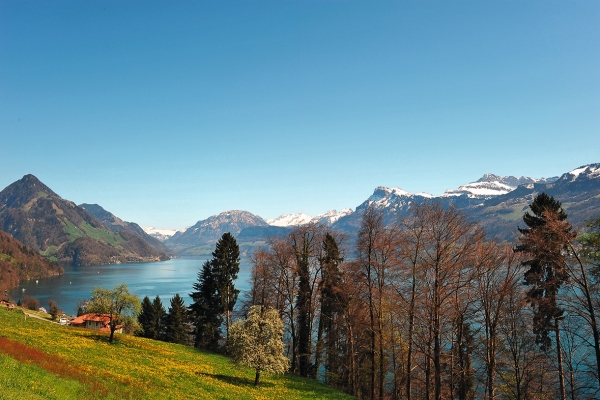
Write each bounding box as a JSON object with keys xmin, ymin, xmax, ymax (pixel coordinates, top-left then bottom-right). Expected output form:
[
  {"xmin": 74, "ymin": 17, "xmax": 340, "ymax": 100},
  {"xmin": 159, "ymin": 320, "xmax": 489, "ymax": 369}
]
[{"xmin": 0, "ymin": 307, "xmax": 354, "ymax": 399}]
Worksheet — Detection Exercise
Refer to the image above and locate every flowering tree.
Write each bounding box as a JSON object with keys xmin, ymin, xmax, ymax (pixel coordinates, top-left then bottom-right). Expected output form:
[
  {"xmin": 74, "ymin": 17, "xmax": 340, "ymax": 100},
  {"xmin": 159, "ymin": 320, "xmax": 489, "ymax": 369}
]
[{"xmin": 227, "ymin": 305, "xmax": 288, "ymax": 386}]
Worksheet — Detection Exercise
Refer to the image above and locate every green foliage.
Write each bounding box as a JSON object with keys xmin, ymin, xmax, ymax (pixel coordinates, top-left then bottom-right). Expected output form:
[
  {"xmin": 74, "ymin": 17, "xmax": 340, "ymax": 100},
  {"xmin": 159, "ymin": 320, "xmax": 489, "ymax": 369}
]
[
  {"xmin": 189, "ymin": 232, "xmax": 241, "ymax": 351},
  {"xmin": 580, "ymin": 217, "xmax": 600, "ymax": 278},
  {"xmin": 137, "ymin": 296, "xmax": 154, "ymax": 338},
  {"xmin": 164, "ymin": 293, "xmax": 190, "ymax": 345},
  {"xmin": 228, "ymin": 305, "xmax": 289, "ymax": 386},
  {"xmin": 516, "ymin": 192, "xmax": 572, "ymax": 350},
  {"xmin": 189, "ymin": 260, "xmax": 223, "ymax": 350},
  {"xmin": 212, "ymin": 232, "xmax": 241, "ymax": 336},
  {"xmin": 87, "ymin": 283, "xmax": 141, "ymax": 343}
]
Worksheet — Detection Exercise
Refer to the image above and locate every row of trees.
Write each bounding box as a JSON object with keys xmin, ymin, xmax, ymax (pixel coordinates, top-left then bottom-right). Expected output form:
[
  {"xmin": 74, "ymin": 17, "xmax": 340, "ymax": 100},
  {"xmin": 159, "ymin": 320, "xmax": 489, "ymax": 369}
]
[{"xmin": 242, "ymin": 194, "xmax": 600, "ymax": 399}]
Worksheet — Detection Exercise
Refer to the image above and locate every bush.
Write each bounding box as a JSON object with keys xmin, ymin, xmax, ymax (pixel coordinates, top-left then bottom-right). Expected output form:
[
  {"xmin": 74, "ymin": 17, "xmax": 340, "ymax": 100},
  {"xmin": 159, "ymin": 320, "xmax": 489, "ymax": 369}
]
[
  {"xmin": 48, "ymin": 299, "xmax": 59, "ymax": 320},
  {"xmin": 22, "ymin": 295, "xmax": 40, "ymax": 311}
]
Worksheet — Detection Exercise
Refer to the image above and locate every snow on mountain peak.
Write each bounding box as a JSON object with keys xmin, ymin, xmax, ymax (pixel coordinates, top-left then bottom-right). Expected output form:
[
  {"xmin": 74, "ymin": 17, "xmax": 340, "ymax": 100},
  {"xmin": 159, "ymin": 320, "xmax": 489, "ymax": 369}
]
[
  {"xmin": 266, "ymin": 212, "xmax": 313, "ymax": 227},
  {"xmin": 566, "ymin": 164, "xmax": 600, "ymax": 180},
  {"xmin": 267, "ymin": 209, "xmax": 354, "ymax": 227}
]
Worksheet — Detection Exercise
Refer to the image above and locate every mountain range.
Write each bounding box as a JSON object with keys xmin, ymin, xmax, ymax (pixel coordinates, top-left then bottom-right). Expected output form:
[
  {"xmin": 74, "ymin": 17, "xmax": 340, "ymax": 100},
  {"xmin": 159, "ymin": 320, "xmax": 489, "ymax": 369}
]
[
  {"xmin": 161, "ymin": 163, "xmax": 600, "ymax": 254},
  {"xmin": 0, "ymin": 163, "xmax": 598, "ymax": 265},
  {"xmin": 0, "ymin": 175, "xmax": 171, "ymax": 267}
]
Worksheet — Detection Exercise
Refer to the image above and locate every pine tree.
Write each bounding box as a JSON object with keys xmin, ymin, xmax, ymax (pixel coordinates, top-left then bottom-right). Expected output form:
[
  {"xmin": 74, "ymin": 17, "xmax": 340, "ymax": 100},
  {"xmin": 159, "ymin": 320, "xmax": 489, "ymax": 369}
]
[
  {"xmin": 189, "ymin": 260, "xmax": 223, "ymax": 350},
  {"xmin": 212, "ymin": 232, "xmax": 240, "ymax": 338},
  {"xmin": 151, "ymin": 295, "xmax": 166, "ymax": 340},
  {"xmin": 516, "ymin": 192, "xmax": 573, "ymax": 400},
  {"xmin": 516, "ymin": 192, "xmax": 571, "ymax": 350},
  {"xmin": 165, "ymin": 293, "xmax": 190, "ymax": 345},
  {"xmin": 138, "ymin": 295, "xmax": 154, "ymax": 338}
]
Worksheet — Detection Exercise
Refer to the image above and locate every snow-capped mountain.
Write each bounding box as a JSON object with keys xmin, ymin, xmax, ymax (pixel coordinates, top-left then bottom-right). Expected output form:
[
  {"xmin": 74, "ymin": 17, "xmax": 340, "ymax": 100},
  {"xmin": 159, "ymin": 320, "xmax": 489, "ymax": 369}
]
[
  {"xmin": 143, "ymin": 227, "xmax": 182, "ymax": 242},
  {"xmin": 266, "ymin": 212, "xmax": 313, "ymax": 227},
  {"xmin": 266, "ymin": 209, "xmax": 355, "ymax": 227},
  {"xmin": 165, "ymin": 210, "xmax": 267, "ymax": 253},
  {"xmin": 562, "ymin": 164, "xmax": 600, "ymax": 182},
  {"xmin": 442, "ymin": 174, "xmax": 559, "ymax": 198},
  {"xmin": 312, "ymin": 209, "xmax": 354, "ymax": 225}
]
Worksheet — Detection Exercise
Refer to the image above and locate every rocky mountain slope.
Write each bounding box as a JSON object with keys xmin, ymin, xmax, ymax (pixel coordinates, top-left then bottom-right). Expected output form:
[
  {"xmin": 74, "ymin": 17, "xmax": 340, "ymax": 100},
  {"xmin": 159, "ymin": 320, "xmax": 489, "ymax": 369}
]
[
  {"xmin": 331, "ymin": 164, "xmax": 600, "ymax": 241},
  {"xmin": 0, "ymin": 175, "xmax": 170, "ymax": 266},
  {"xmin": 80, "ymin": 204, "xmax": 176, "ymax": 258}
]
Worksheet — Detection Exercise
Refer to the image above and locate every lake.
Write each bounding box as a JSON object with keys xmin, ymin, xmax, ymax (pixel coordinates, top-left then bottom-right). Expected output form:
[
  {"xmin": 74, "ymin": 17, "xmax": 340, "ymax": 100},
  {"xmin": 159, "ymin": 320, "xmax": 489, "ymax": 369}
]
[{"xmin": 6, "ymin": 257, "xmax": 253, "ymax": 315}]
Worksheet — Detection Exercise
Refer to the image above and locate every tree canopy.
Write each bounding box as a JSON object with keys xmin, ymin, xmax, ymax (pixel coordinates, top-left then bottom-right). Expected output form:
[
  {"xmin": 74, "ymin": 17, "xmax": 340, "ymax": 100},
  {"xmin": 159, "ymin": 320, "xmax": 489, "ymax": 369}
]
[
  {"xmin": 227, "ymin": 305, "xmax": 288, "ymax": 386},
  {"xmin": 87, "ymin": 283, "xmax": 141, "ymax": 343}
]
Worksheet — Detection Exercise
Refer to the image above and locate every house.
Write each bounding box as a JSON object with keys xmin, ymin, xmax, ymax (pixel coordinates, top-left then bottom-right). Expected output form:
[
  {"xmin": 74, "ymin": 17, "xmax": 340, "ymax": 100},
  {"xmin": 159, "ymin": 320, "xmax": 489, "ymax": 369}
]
[{"xmin": 69, "ymin": 313, "xmax": 123, "ymax": 333}]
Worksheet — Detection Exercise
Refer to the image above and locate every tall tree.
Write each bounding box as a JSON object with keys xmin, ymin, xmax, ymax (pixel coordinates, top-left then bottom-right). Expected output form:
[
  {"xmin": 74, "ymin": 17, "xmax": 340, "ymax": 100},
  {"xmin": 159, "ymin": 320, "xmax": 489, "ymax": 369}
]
[
  {"xmin": 516, "ymin": 192, "xmax": 571, "ymax": 400},
  {"xmin": 138, "ymin": 295, "xmax": 154, "ymax": 338},
  {"xmin": 164, "ymin": 293, "xmax": 190, "ymax": 345},
  {"xmin": 291, "ymin": 224, "xmax": 320, "ymax": 378},
  {"xmin": 151, "ymin": 295, "xmax": 166, "ymax": 340},
  {"xmin": 228, "ymin": 305, "xmax": 289, "ymax": 386},
  {"xmin": 315, "ymin": 233, "xmax": 347, "ymax": 382},
  {"xmin": 189, "ymin": 260, "xmax": 223, "ymax": 350},
  {"xmin": 87, "ymin": 283, "xmax": 141, "ymax": 343},
  {"xmin": 212, "ymin": 232, "xmax": 241, "ymax": 339}
]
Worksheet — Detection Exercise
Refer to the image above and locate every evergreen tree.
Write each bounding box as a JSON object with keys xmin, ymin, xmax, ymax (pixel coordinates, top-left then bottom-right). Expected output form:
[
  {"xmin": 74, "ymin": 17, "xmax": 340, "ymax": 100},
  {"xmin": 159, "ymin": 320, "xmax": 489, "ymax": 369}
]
[
  {"xmin": 137, "ymin": 296, "xmax": 154, "ymax": 338},
  {"xmin": 212, "ymin": 232, "xmax": 241, "ymax": 338},
  {"xmin": 165, "ymin": 293, "xmax": 190, "ymax": 345},
  {"xmin": 516, "ymin": 192, "xmax": 571, "ymax": 350},
  {"xmin": 189, "ymin": 260, "xmax": 223, "ymax": 350},
  {"xmin": 315, "ymin": 233, "xmax": 346, "ymax": 382},
  {"xmin": 151, "ymin": 295, "xmax": 166, "ymax": 340},
  {"xmin": 516, "ymin": 192, "xmax": 573, "ymax": 400}
]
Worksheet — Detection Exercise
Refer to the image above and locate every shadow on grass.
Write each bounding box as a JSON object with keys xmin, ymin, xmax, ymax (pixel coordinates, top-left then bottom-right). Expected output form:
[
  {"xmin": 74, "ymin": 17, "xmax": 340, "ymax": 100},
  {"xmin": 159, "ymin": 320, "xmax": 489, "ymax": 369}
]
[{"xmin": 195, "ymin": 372, "xmax": 274, "ymax": 388}]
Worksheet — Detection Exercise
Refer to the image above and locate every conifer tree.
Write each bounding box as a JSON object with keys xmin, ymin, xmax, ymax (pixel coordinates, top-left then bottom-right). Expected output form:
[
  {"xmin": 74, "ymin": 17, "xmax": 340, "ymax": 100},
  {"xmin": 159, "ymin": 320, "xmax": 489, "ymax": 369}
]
[
  {"xmin": 189, "ymin": 260, "xmax": 223, "ymax": 350},
  {"xmin": 516, "ymin": 192, "xmax": 572, "ymax": 400},
  {"xmin": 165, "ymin": 293, "xmax": 190, "ymax": 345},
  {"xmin": 212, "ymin": 232, "xmax": 241, "ymax": 338},
  {"xmin": 137, "ymin": 296, "xmax": 154, "ymax": 338},
  {"xmin": 151, "ymin": 295, "xmax": 166, "ymax": 340}
]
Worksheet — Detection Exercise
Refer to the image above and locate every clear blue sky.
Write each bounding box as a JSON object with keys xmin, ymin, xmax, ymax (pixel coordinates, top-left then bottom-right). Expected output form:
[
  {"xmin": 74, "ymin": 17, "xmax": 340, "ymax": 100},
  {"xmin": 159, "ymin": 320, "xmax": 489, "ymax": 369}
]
[{"xmin": 1, "ymin": 1, "xmax": 598, "ymax": 229}]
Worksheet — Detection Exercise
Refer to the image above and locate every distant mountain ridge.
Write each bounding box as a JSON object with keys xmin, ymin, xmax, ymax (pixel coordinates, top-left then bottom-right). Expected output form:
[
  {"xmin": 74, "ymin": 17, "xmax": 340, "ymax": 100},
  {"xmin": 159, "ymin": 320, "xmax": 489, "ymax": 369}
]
[
  {"xmin": 165, "ymin": 210, "xmax": 268, "ymax": 255},
  {"xmin": 0, "ymin": 175, "xmax": 170, "ymax": 266},
  {"xmin": 80, "ymin": 204, "xmax": 176, "ymax": 258},
  {"xmin": 164, "ymin": 163, "xmax": 599, "ymax": 254}
]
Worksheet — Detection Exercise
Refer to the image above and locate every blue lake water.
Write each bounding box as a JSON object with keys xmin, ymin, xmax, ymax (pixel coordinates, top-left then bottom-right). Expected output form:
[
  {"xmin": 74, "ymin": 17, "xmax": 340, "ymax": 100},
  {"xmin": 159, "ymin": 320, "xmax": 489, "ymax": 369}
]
[{"xmin": 7, "ymin": 257, "xmax": 252, "ymax": 315}]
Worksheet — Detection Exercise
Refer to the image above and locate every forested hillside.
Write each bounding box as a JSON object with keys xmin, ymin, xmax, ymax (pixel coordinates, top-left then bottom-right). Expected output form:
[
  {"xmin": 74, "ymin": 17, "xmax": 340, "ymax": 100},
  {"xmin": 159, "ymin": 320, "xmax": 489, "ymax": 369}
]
[{"xmin": 0, "ymin": 230, "xmax": 63, "ymax": 291}]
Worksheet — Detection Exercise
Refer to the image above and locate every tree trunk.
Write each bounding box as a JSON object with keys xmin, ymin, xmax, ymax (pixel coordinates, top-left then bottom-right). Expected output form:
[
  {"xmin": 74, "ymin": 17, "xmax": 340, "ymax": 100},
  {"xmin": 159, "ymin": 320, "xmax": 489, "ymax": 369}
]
[
  {"xmin": 555, "ymin": 318, "xmax": 566, "ymax": 400},
  {"xmin": 254, "ymin": 369, "xmax": 261, "ymax": 386}
]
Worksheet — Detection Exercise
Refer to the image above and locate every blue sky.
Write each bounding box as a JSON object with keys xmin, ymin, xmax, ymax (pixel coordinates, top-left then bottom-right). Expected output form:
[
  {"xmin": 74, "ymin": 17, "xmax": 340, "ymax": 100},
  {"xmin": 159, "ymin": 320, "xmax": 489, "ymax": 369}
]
[{"xmin": 1, "ymin": 1, "xmax": 598, "ymax": 229}]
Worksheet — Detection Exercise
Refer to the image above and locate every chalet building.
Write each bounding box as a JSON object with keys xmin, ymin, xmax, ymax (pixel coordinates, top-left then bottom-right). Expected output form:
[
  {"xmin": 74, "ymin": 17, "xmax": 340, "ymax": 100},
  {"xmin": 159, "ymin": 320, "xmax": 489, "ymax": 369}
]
[{"xmin": 69, "ymin": 314, "xmax": 123, "ymax": 333}]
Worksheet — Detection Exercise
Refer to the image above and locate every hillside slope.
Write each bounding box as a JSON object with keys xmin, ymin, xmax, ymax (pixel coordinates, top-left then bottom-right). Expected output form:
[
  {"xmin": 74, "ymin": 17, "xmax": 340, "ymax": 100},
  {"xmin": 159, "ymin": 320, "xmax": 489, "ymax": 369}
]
[
  {"xmin": 0, "ymin": 230, "xmax": 64, "ymax": 291},
  {"xmin": 0, "ymin": 175, "xmax": 169, "ymax": 266},
  {"xmin": 0, "ymin": 307, "xmax": 354, "ymax": 399}
]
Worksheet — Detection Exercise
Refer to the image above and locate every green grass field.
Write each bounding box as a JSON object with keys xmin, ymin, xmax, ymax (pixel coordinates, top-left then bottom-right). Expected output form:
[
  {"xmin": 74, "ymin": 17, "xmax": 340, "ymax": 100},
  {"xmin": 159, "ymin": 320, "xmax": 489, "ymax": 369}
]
[{"xmin": 0, "ymin": 307, "xmax": 354, "ymax": 399}]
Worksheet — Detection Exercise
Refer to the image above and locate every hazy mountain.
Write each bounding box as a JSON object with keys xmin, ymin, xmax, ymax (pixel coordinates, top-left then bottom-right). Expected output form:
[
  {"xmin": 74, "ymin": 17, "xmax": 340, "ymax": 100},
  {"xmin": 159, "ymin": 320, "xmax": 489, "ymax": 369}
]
[
  {"xmin": 142, "ymin": 227, "xmax": 181, "ymax": 242},
  {"xmin": 79, "ymin": 203, "xmax": 176, "ymax": 258},
  {"xmin": 165, "ymin": 210, "xmax": 268, "ymax": 255},
  {"xmin": 0, "ymin": 175, "xmax": 169, "ymax": 266}
]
